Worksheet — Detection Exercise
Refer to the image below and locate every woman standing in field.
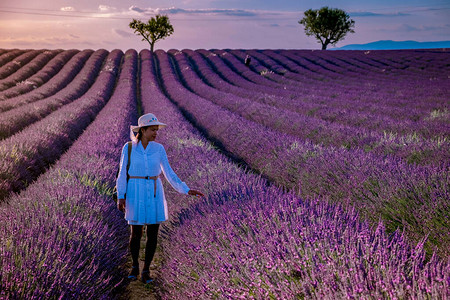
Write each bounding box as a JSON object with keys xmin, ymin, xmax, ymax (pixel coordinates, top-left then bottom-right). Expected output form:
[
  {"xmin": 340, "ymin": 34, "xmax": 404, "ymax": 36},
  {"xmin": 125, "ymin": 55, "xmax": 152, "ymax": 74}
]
[{"xmin": 116, "ymin": 113, "xmax": 204, "ymax": 284}]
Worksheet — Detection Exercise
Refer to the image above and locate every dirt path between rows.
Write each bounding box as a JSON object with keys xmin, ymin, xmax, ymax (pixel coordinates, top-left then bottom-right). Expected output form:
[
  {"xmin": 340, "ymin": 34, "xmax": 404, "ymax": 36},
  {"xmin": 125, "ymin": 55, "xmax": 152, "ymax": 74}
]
[{"xmin": 117, "ymin": 235, "xmax": 162, "ymax": 300}]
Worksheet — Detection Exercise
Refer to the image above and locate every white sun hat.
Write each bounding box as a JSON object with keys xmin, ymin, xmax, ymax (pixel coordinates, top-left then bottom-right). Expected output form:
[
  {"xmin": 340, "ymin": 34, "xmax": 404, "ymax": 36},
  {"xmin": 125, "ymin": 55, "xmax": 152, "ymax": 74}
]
[{"xmin": 130, "ymin": 113, "xmax": 167, "ymax": 133}]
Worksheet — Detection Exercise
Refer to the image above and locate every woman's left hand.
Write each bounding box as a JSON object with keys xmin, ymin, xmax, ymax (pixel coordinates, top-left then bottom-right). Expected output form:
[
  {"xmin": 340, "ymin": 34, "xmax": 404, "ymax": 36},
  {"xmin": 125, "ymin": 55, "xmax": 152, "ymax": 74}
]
[{"xmin": 188, "ymin": 189, "xmax": 205, "ymax": 197}]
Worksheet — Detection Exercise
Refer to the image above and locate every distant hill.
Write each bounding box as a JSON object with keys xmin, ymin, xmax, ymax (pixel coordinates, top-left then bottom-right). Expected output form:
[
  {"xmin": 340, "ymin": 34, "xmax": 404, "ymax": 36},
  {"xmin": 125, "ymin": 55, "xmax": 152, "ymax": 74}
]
[{"xmin": 336, "ymin": 40, "xmax": 450, "ymax": 50}]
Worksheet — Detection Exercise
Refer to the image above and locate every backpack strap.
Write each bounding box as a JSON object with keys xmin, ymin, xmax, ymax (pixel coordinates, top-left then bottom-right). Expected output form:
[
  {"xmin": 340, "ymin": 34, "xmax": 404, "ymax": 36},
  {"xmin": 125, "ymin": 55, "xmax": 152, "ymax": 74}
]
[
  {"xmin": 126, "ymin": 141, "xmax": 132, "ymax": 181},
  {"xmin": 113, "ymin": 141, "xmax": 133, "ymax": 201}
]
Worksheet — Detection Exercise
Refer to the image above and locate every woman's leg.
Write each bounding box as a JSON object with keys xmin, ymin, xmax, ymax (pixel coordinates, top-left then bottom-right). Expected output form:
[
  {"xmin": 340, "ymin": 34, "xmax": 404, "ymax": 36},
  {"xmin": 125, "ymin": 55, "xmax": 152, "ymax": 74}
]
[
  {"xmin": 143, "ymin": 224, "xmax": 160, "ymax": 272},
  {"xmin": 129, "ymin": 225, "xmax": 143, "ymax": 267}
]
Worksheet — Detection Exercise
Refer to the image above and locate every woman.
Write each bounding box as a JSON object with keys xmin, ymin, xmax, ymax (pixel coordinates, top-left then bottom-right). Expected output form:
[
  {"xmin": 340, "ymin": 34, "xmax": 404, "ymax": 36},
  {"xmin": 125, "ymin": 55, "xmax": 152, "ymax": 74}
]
[{"xmin": 116, "ymin": 113, "xmax": 204, "ymax": 283}]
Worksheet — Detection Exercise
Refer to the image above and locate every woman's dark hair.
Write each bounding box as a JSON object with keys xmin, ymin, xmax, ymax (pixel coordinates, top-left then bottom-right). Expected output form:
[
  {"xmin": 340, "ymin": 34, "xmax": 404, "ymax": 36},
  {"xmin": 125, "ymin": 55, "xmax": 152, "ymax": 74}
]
[{"xmin": 135, "ymin": 127, "xmax": 146, "ymax": 141}]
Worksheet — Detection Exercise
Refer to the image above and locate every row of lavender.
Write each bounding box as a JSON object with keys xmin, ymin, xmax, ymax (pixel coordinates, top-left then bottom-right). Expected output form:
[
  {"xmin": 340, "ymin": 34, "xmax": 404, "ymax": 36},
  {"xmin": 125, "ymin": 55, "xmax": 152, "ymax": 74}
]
[
  {"xmin": 0, "ymin": 49, "xmax": 137, "ymax": 298},
  {"xmin": 154, "ymin": 49, "xmax": 449, "ymax": 257},
  {"xmin": 136, "ymin": 50, "xmax": 449, "ymax": 299},
  {"xmin": 191, "ymin": 48, "xmax": 437, "ymax": 135},
  {"xmin": 189, "ymin": 49, "xmax": 448, "ymax": 171},
  {"xmin": 214, "ymin": 48, "xmax": 448, "ymax": 104},
  {"xmin": 202, "ymin": 49, "xmax": 448, "ymax": 140},
  {"xmin": 270, "ymin": 49, "xmax": 448, "ymax": 118},
  {"xmin": 0, "ymin": 50, "xmax": 78, "ymax": 102},
  {"xmin": 0, "ymin": 50, "xmax": 44, "ymax": 80},
  {"xmin": 1, "ymin": 48, "xmax": 445, "ymax": 144},
  {"xmin": 0, "ymin": 50, "xmax": 61, "ymax": 91},
  {"xmin": 238, "ymin": 49, "xmax": 448, "ymax": 132},
  {"xmin": 273, "ymin": 49, "xmax": 448, "ymax": 132},
  {"xmin": 0, "ymin": 48, "xmax": 445, "ymax": 296},
  {"xmin": 0, "ymin": 49, "xmax": 120, "ymax": 201},
  {"xmin": 0, "ymin": 50, "xmax": 106, "ymax": 140},
  {"xmin": 0, "ymin": 50, "xmax": 26, "ymax": 67},
  {"xmin": 280, "ymin": 48, "xmax": 449, "ymax": 82},
  {"xmin": 169, "ymin": 50, "xmax": 448, "ymax": 166},
  {"xmin": 239, "ymin": 49, "xmax": 448, "ymax": 114}
]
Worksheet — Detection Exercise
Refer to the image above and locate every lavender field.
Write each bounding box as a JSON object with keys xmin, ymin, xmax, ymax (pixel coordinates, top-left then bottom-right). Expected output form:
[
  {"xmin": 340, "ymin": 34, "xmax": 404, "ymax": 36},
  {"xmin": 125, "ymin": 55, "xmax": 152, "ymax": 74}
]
[{"xmin": 0, "ymin": 48, "xmax": 448, "ymax": 299}]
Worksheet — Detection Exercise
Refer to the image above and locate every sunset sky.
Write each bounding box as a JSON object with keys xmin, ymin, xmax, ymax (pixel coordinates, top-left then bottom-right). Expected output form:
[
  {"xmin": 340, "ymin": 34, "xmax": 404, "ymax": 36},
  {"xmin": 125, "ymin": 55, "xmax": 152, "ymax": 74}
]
[{"xmin": 0, "ymin": 0, "xmax": 449, "ymax": 50}]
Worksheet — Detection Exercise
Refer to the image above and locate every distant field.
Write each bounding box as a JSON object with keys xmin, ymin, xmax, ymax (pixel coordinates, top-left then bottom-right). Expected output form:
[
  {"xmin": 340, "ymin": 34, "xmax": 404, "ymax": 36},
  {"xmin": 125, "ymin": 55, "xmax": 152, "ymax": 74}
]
[{"xmin": 0, "ymin": 48, "xmax": 448, "ymax": 299}]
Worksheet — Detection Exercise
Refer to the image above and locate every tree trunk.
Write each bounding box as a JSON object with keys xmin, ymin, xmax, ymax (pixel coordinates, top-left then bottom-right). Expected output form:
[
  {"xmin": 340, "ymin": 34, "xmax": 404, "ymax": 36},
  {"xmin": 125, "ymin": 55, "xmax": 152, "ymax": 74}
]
[
  {"xmin": 150, "ymin": 42, "xmax": 155, "ymax": 53},
  {"xmin": 322, "ymin": 43, "xmax": 327, "ymax": 50}
]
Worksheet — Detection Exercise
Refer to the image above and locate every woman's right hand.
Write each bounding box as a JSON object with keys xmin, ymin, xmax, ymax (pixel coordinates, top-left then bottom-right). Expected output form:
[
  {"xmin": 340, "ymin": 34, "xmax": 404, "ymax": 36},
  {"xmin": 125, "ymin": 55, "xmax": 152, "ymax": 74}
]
[
  {"xmin": 118, "ymin": 198, "xmax": 126, "ymax": 212},
  {"xmin": 188, "ymin": 189, "xmax": 205, "ymax": 197}
]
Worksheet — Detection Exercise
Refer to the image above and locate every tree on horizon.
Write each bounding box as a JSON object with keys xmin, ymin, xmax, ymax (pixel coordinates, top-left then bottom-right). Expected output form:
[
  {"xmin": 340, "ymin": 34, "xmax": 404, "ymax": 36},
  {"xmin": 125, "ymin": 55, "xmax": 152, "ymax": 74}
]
[
  {"xmin": 129, "ymin": 15, "xmax": 174, "ymax": 52},
  {"xmin": 299, "ymin": 7, "xmax": 355, "ymax": 50}
]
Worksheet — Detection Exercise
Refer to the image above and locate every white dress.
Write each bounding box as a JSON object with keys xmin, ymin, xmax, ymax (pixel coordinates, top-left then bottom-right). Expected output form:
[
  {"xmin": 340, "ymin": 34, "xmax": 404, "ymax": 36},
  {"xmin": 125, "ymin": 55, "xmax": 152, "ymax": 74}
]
[{"xmin": 116, "ymin": 141, "xmax": 190, "ymax": 225}]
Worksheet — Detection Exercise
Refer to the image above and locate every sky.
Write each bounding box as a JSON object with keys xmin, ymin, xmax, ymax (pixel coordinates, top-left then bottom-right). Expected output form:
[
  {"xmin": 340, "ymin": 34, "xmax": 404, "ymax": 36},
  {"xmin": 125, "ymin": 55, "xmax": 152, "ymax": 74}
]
[{"xmin": 0, "ymin": 0, "xmax": 449, "ymax": 51}]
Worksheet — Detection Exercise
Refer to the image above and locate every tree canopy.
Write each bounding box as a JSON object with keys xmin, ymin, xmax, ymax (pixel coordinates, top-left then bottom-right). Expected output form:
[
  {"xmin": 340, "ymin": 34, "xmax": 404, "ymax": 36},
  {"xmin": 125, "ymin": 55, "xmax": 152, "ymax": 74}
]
[
  {"xmin": 129, "ymin": 15, "xmax": 174, "ymax": 52},
  {"xmin": 299, "ymin": 7, "xmax": 355, "ymax": 50}
]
